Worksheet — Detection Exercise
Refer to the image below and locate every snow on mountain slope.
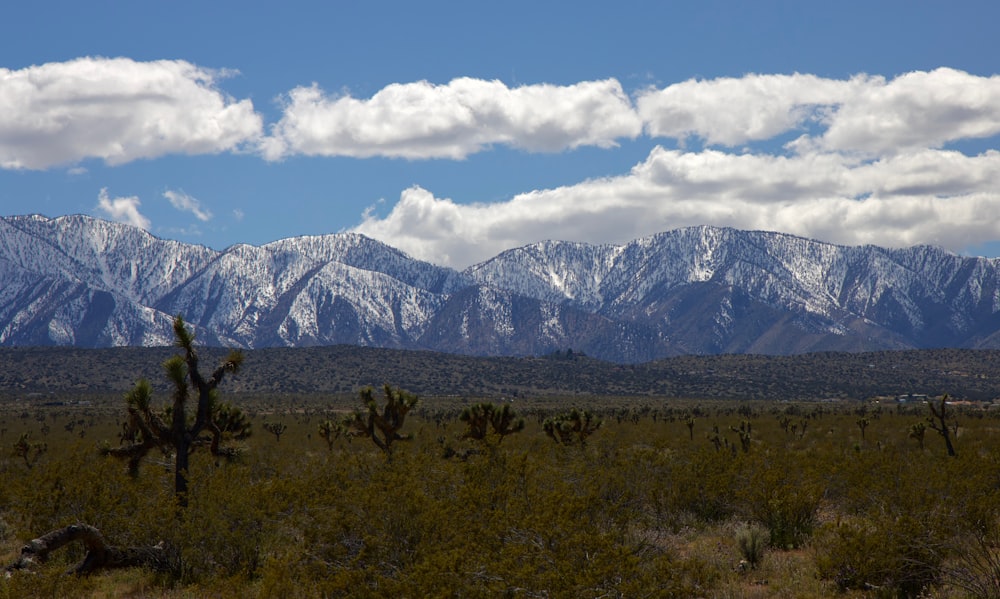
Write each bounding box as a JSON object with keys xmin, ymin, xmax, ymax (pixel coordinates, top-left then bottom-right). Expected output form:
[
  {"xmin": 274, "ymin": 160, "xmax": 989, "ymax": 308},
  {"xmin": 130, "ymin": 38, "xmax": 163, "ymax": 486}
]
[
  {"xmin": 3, "ymin": 215, "xmax": 1000, "ymax": 360},
  {"xmin": 466, "ymin": 226, "xmax": 1000, "ymax": 346},
  {"xmin": 0, "ymin": 214, "xmax": 217, "ymax": 303}
]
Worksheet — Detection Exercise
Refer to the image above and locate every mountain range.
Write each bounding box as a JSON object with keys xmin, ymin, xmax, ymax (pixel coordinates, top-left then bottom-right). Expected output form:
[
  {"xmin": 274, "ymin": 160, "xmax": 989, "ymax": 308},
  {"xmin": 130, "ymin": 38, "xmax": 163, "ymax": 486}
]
[{"xmin": 2, "ymin": 214, "xmax": 999, "ymax": 363}]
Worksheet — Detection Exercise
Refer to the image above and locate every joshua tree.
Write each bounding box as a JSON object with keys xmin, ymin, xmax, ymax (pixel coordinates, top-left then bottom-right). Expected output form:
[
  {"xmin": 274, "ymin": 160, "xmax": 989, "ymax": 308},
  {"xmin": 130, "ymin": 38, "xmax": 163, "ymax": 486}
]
[
  {"xmin": 12, "ymin": 432, "xmax": 47, "ymax": 468},
  {"xmin": 856, "ymin": 417, "xmax": 870, "ymax": 442},
  {"xmin": 460, "ymin": 403, "xmax": 492, "ymax": 441},
  {"xmin": 317, "ymin": 419, "xmax": 341, "ymax": 451},
  {"xmin": 707, "ymin": 424, "xmax": 723, "ymax": 451},
  {"xmin": 342, "ymin": 384, "xmax": 419, "ymax": 458},
  {"xmin": 543, "ymin": 408, "xmax": 602, "ymax": 447},
  {"xmin": 102, "ymin": 315, "xmax": 244, "ymax": 508},
  {"xmin": 460, "ymin": 402, "xmax": 525, "ymax": 444},
  {"xmin": 730, "ymin": 420, "xmax": 752, "ymax": 453},
  {"xmin": 263, "ymin": 422, "xmax": 287, "ymax": 443},
  {"xmin": 927, "ymin": 394, "xmax": 957, "ymax": 456},
  {"xmin": 212, "ymin": 402, "xmax": 252, "ymax": 441},
  {"xmin": 487, "ymin": 404, "xmax": 525, "ymax": 442},
  {"xmin": 908, "ymin": 421, "xmax": 926, "ymax": 450},
  {"xmin": 686, "ymin": 417, "xmax": 696, "ymax": 441}
]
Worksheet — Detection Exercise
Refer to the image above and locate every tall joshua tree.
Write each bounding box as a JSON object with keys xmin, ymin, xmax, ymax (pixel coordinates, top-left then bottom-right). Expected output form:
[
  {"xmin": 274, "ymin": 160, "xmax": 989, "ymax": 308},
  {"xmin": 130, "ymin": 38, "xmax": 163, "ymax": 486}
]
[
  {"xmin": 103, "ymin": 315, "xmax": 244, "ymax": 508},
  {"xmin": 343, "ymin": 384, "xmax": 419, "ymax": 458},
  {"xmin": 927, "ymin": 394, "xmax": 957, "ymax": 457}
]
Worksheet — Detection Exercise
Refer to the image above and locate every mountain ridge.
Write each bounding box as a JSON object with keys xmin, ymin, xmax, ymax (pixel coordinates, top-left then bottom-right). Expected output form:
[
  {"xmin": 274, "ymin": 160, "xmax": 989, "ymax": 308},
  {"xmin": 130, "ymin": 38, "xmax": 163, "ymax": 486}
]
[{"xmin": 2, "ymin": 214, "xmax": 999, "ymax": 362}]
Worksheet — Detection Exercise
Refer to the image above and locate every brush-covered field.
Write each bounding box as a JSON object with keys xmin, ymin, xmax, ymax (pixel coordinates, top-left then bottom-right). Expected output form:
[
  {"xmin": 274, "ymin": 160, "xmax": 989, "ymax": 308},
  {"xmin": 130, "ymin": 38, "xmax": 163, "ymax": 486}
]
[{"xmin": 2, "ymin": 388, "xmax": 1000, "ymax": 598}]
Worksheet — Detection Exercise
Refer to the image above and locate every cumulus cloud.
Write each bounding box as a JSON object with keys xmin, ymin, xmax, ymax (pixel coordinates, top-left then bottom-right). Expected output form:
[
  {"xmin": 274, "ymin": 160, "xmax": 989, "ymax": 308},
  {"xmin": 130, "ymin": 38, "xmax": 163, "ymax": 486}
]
[
  {"xmin": 0, "ymin": 57, "xmax": 263, "ymax": 170},
  {"xmin": 638, "ymin": 68, "xmax": 1000, "ymax": 155},
  {"xmin": 95, "ymin": 188, "xmax": 150, "ymax": 230},
  {"xmin": 353, "ymin": 68, "xmax": 1000, "ymax": 267},
  {"xmin": 260, "ymin": 77, "xmax": 642, "ymax": 160},
  {"xmin": 164, "ymin": 189, "xmax": 213, "ymax": 221},
  {"xmin": 254, "ymin": 68, "xmax": 1000, "ymax": 162},
  {"xmin": 636, "ymin": 72, "xmax": 868, "ymax": 146},
  {"xmin": 353, "ymin": 146, "xmax": 1000, "ymax": 269},
  {"xmin": 814, "ymin": 68, "xmax": 1000, "ymax": 154}
]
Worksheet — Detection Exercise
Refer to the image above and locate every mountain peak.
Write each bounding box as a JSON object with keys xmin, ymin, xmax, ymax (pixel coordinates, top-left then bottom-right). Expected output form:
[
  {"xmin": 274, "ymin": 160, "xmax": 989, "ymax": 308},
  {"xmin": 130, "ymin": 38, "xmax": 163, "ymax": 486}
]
[{"xmin": 1, "ymin": 215, "xmax": 999, "ymax": 361}]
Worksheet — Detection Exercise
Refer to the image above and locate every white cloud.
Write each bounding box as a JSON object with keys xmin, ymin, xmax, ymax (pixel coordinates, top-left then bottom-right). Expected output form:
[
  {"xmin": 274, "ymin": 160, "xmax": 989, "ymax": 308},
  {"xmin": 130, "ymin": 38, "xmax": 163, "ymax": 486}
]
[
  {"xmin": 353, "ymin": 146, "xmax": 1000, "ymax": 269},
  {"xmin": 261, "ymin": 77, "xmax": 642, "ymax": 160},
  {"xmin": 354, "ymin": 68, "xmax": 1000, "ymax": 267},
  {"xmin": 163, "ymin": 189, "xmax": 213, "ymax": 221},
  {"xmin": 638, "ymin": 68, "xmax": 1000, "ymax": 155},
  {"xmin": 814, "ymin": 68, "xmax": 1000, "ymax": 154},
  {"xmin": 0, "ymin": 57, "xmax": 263, "ymax": 170},
  {"xmin": 95, "ymin": 188, "xmax": 150, "ymax": 230},
  {"xmin": 637, "ymin": 72, "xmax": 868, "ymax": 146}
]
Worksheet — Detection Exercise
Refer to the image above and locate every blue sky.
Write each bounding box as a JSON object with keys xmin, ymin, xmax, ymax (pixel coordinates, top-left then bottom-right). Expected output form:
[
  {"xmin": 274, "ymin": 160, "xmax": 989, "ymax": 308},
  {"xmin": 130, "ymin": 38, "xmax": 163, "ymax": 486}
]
[{"xmin": 2, "ymin": 1, "xmax": 1000, "ymax": 268}]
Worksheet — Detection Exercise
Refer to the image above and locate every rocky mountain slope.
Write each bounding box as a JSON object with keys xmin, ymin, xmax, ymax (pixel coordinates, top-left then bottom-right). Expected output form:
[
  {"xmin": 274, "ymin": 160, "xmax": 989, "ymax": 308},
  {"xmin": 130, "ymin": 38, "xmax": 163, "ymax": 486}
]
[{"xmin": 2, "ymin": 214, "xmax": 999, "ymax": 362}]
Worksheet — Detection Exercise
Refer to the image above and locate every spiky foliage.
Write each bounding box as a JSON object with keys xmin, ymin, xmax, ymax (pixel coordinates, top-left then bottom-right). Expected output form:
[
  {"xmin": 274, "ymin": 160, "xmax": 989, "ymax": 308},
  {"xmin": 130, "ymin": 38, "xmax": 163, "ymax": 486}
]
[
  {"xmin": 102, "ymin": 315, "xmax": 244, "ymax": 507},
  {"xmin": 105, "ymin": 376, "xmax": 248, "ymax": 472},
  {"xmin": 213, "ymin": 401, "xmax": 252, "ymax": 443},
  {"xmin": 460, "ymin": 402, "xmax": 525, "ymax": 444},
  {"xmin": 542, "ymin": 408, "xmax": 602, "ymax": 447},
  {"xmin": 927, "ymin": 394, "xmax": 957, "ymax": 456},
  {"xmin": 489, "ymin": 404, "xmax": 525, "ymax": 443},
  {"xmin": 459, "ymin": 403, "xmax": 492, "ymax": 441},
  {"xmin": 736, "ymin": 523, "xmax": 769, "ymax": 570},
  {"xmin": 343, "ymin": 384, "xmax": 419, "ymax": 458}
]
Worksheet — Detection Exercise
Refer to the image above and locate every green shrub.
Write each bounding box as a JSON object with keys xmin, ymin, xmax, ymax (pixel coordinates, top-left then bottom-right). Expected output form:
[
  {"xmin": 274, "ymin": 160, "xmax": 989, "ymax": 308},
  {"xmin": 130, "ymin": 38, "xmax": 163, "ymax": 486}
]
[
  {"xmin": 739, "ymin": 450, "xmax": 823, "ymax": 549},
  {"xmin": 814, "ymin": 515, "xmax": 944, "ymax": 598},
  {"xmin": 735, "ymin": 522, "xmax": 769, "ymax": 569}
]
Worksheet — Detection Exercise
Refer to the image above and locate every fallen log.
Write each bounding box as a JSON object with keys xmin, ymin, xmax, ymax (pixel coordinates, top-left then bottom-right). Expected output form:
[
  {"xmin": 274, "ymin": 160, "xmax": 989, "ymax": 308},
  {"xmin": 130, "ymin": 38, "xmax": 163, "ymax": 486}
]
[{"xmin": 4, "ymin": 523, "xmax": 177, "ymax": 576}]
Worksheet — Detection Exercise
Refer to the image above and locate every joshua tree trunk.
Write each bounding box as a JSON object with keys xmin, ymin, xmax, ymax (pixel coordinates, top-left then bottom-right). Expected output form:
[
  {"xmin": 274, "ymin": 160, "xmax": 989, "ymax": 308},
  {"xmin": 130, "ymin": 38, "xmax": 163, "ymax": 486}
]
[
  {"xmin": 175, "ymin": 434, "xmax": 190, "ymax": 509},
  {"xmin": 3, "ymin": 523, "xmax": 177, "ymax": 576},
  {"xmin": 928, "ymin": 394, "xmax": 957, "ymax": 457}
]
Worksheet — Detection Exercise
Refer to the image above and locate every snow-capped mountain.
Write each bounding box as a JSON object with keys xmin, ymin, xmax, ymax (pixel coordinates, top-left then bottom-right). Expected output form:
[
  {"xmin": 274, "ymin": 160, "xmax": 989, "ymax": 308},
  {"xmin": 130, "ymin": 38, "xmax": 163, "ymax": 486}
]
[{"xmin": 2, "ymin": 214, "xmax": 999, "ymax": 362}]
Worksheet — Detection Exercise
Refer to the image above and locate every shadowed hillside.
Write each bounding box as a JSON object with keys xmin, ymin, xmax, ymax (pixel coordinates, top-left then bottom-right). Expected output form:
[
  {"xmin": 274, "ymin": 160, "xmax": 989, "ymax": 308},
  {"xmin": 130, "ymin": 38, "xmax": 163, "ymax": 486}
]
[{"xmin": 2, "ymin": 346, "xmax": 998, "ymax": 402}]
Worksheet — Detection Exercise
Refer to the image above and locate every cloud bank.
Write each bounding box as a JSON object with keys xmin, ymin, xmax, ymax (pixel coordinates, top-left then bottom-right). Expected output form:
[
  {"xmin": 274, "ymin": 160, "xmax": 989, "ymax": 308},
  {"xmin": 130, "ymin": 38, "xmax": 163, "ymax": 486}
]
[
  {"xmin": 260, "ymin": 77, "xmax": 642, "ymax": 160},
  {"xmin": 354, "ymin": 147, "xmax": 1000, "ymax": 268},
  {"xmin": 354, "ymin": 68, "xmax": 1000, "ymax": 267},
  {"xmin": 0, "ymin": 57, "xmax": 262, "ymax": 169}
]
